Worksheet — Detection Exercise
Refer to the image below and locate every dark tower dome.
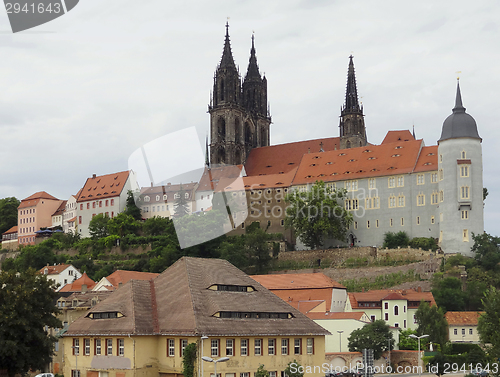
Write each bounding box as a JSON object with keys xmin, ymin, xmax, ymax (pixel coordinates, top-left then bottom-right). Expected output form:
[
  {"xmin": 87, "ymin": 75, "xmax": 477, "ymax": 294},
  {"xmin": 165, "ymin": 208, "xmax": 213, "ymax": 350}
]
[{"xmin": 439, "ymin": 81, "xmax": 481, "ymax": 142}]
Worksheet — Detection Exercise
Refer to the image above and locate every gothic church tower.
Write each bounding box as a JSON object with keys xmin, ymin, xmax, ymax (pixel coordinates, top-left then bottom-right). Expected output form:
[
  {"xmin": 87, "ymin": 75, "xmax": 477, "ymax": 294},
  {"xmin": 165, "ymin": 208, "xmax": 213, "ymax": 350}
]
[
  {"xmin": 339, "ymin": 56, "xmax": 367, "ymax": 149},
  {"xmin": 209, "ymin": 24, "xmax": 271, "ymax": 165}
]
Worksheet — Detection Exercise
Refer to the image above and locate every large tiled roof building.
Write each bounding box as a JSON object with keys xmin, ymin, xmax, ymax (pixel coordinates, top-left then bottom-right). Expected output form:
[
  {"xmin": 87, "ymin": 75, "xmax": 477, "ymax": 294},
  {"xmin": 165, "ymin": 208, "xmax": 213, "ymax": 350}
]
[{"xmin": 208, "ymin": 24, "xmax": 483, "ymax": 256}]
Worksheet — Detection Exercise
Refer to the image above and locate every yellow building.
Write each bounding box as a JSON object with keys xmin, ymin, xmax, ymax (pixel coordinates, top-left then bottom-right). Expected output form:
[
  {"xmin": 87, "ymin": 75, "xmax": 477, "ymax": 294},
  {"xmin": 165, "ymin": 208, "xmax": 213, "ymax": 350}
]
[
  {"xmin": 445, "ymin": 311, "xmax": 484, "ymax": 344},
  {"xmin": 63, "ymin": 257, "xmax": 329, "ymax": 377}
]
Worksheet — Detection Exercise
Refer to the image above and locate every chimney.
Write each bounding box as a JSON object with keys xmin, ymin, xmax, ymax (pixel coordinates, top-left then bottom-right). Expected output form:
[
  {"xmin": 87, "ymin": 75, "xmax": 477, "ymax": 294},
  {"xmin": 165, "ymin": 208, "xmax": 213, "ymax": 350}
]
[
  {"xmin": 417, "ymin": 286, "xmax": 422, "ymax": 293},
  {"xmin": 402, "ymin": 289, "xmax": 407, "ymax": 295},
  {"xmin": 118, "ymin": 282, "xmax": 123, "ymax": 288},
  {"xmin": 81, "ymin": 284, "xmax": 87, "ymax": 293},
  {"xmin": 92, "ymin": 174, "xmax": 96, "ymax": 179}
]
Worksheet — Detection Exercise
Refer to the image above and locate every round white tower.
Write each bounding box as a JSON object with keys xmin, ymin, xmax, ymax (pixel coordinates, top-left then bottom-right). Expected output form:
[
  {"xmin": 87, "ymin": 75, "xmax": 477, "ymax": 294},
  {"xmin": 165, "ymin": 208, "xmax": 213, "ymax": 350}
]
[{"xmin": 437, "ymin": 81, "xmax": 483, "ymax": 256}]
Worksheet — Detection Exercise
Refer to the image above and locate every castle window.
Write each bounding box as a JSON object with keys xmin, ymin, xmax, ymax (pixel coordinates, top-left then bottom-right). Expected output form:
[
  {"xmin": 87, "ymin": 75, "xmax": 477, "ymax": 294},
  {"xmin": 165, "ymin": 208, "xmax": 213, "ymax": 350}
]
[
  {"xmin": 376, "ymin": 219, "xmax": 379, "ymax": 228},
  {"xmin": 367, "ymin": 220, "xmax": 370, "ymax": 229},
  {"xmin": 431, "ymin": 216, "xmax": 435, "ymax": 224},
  {"xmin": 163, "ymin": 194, "xmax": 167, "ymax": 200},
  {"xmin": 354, "ymin": 221, "xmax": 358, "ymax": 230},
  {"xmin": 398, "ymin": 195, "xmax": 405, "ymax": 207},
  {"xmin": 461, "ymin": 186, "xmax": 470, "ymax": 200},
  {"xmin": 461, "ymin": 210, "xmax": 469, "ymax": 220},
  {"xmin": 461, "ymin": 150, "xmax": 467, "ymax": 159},
  {"xmin": 439, "ymin": 190, "xmax": 444, "ymax": 202},
  {"xmin": 431, "ymin": 192, "xmax": 439, "ymax": 205},
  {"xmin": 439, "ymin": 169, "xmax": 444, "ymax": 180},
  {"xmin": 144, "ymin": 196, "xmax": 150, "ymax": 202},
  {"xmin": 156, "ymin": 195, "xmax": 160, "ymax": 201},
  {"xmin": 417, "ymin": 174, "xmax": 425, "ymax": 185},
  {"xmin": 416, "ymin": 216, "xmax": 420, "ymax": 225},
  {"xmin": 463, "ymin": 229, "xmax": 469, "ymax": 242},
  {"xmin": 388, "ymin": 195, "xmax": 396, "ymax": 208},
  {"xmin": 345, "ymin": 199, "xmax": 359, "ymax": 211},
  {"xmin": 417, "ymin": 193, "xmax": 425, "ymax": 206},
  {"xmin": 390, "ymin": 219, "xmax": 393, "ymax": 227},
  {"xmin": 345, "ymin": 180, "xmax": 358, "ymax": 191},
  {"xmin": 397, "ymin": 176, "xmax": 404, "ymax": 187},
  {"xmin": 460, "ymin": 165, "xmax": 470, "ymax": 177},
  {"xmin": 388, "ymin": 177, "xmax": 395, "ymax": 188},
  {"xmin": 368, "ymin": 178, "xmax": 376, "ymax": 189},
  {"xmin": 401, "ymin": 217, "xmax": 404, "ymax": 226},
  {"xmin": 431, "ymin": 173, "xmax": 438, "ymax": 183}
]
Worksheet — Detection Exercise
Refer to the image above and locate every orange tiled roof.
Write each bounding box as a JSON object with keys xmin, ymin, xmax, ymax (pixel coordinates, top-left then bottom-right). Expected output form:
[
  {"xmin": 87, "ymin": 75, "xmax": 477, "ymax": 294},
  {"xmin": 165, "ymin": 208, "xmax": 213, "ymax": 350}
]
[
  {"xmin": 445, "ymin": 311, "xmax": 484, "ymax": 326},
  {"xmin": 77, "ymin": 171, "xmax": 130, "ymax": 202},
  {"xmin": 413, "ymin": 146, "xmax": 438, "ymax": 173},
  {"xmin": 18, "ymin": 191, "xmax": 59, "ymax": 209},
  {"xmin": 382, "ymin": 292, "xmax": 407, "ymax": 300},
  {"xmin": 196, "ymin": 165, "xmax": 244, "ymax": 192},
  {"xmin": 307, "ymin": 311, "xmax": 369, "ymax": 321},
  {"xmin": 245, "ymin": 137, "xmax": 341, "ymax": 176},
  {"xmin": 105, "ymin": 270, "xmax": 159, "ymax": 289},
  {"xmin": 216, "ymin": 168, "xmax": 297, "ymax": 192},
  {"xmin": 38, "ymin": 263, "xmax": 73, "ymax": 275},
  {"xmin": 251, "ymin": 273, "xmax": 345, "ymax": 290},
  {"xmin": 382, "ymin": 130, "xmax": 415, "ymax": 144},
  {"xmin": 291, "ymin": 139, "xmax": 427, "ymax": 185},
  {"xmin": 67, "ymin": 217, "xmax": 77, "ymax": 223},
  {"xmin": 349, "ymin": 289, "xmax": 436, "ymax": 309},
  {"xmin": 59, "ymin": 272, "xmax": 96, "ymax": 292},
  {"xmin": 2, "ymin": 226, "xmax": 18, "ymax": 235}
]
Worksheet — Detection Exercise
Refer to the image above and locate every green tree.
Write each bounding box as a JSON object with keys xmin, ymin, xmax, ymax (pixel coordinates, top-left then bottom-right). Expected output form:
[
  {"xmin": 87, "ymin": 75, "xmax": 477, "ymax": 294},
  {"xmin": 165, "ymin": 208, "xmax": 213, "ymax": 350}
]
[
  {"xmin": 383, "ymin": 231, "xmax": 410, "ymax": 249},
  {"xmin": 143, "ymin": 216, "xmax": 176, "ymax": 236},
  {"xmin": 107, "ymin": 213, "xmax": 141, "ymax": 237},
  {"xmin": 432, "ymin": 277, "xmax": 466, "ymax": 312},
  {"xmin": 478, "ymin": 287, "xmax": 500, "ymax": 360},
  {"xmin": 415, "ymin": 301, "xmax": 448, "ymax": 349},
  {"xmin": 0, "ymin": 268, "xmax": 62, "ymax": 377},
  {"xmin": 182, "ymin": 342, "xmax": 197, "ymax": 377},
  {"xmin": 347, "ymin": 319, "xmax": 393, "ymax": 360},
  {"xmin": 284, "ymin": 360, "xmax": 304, "ymax": 377},
  {"xmin": 398, "ymin": 329, "xmax": 419, "ymax": 350},
  {"xmin": 472, "ymin": 232, "xmax": 500, "ymax": 271},
  {"xmin": 88, "ymin": 213, "xmax": 110, "ymax": 239},
  {"xmin": 285, "ymin": 180, "xmax": 352, "ymax": 249},
  {"xmin": 255, "ymin": 365, "xmax": 269, "ymax": 377},
  {"xmin": 174, "ymin": 185, "xmax": 190, "ymax": 218},
  {"xmin": 124, "ymin": 190, "xmax": 142, "ymax": 220},
  {"xmin": 0, "ymin": 197, "xmax": 20, "ymax": 235}
]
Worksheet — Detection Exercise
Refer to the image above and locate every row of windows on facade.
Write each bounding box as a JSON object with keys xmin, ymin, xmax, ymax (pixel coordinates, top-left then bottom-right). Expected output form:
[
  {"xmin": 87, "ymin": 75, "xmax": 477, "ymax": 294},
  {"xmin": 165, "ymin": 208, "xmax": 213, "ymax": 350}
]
[
  {"xmin": 19, "ymin": 208, "xmax": 35, "ymax": 215},
  {"xmin": 78, "ymin": 212, "xmax": 115, "ymax": 224},
  {"xmin": 72, "ymin": 338, "xmax": 124, "ymax": 357},
  {"xmin": 453, "ymin": 328, "xmax": 475, "ymax": 336},
  {"xmin": 19, "ymin": 236, "xmax": 34, "ymax": 243},
  {"xmin": 19, "ymin": 216, "xmax": 35, "ymax": 224},
  {"xmin": 141, "ymin": 193, "xmax": 190, "ymax": 202},
  {"xmin": 80, "ymin": 199, "xmax": 115, "ymax": 210}
]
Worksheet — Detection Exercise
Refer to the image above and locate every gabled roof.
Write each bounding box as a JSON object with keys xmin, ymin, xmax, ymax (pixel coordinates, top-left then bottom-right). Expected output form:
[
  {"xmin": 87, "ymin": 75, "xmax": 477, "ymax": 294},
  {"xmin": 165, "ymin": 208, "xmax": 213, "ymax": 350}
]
[
  {"xmin": 65, "ymin": 257, "xmax": 329, "ymax": 337},
  {"xmin": 62, "ymin": 291, "xmax": 113, "ymax": 309},
  {"xmin": 77, "ymin": 171, "xmax": 130, "ymax": 202},
  {"xmin": 382, "ymin": 292, "xmax": 407, "ymax": 301},
  {"xmin": 382, "ymin": 130, "xmax": 415, "ymax": 144},
  {"xmin": 52, "ymin": 200, "xmax": 67, "ymax": 217},
  {"xmin": 445, "ymin": 311, "xmax": 484, "ymax": 326},
  {"xmin": 349, "ymin": 289, "xmax": 436, "ymax": 309},
  {"xmin": 251, "ymin": 273, "xmax": 345, "ymax": 290},
  {"xmin": 18, "ymin": 191, "xmax": 59, "ymax": 209},
  {"xmin": 245, "ymin": 137, "xmax": 341, "ymax": 176},
  {"xmin": 196, "ymin": 165, "xmax": 245, "ymax": 192},
  {"xmin": 2, "ymin": 226, "xmax": 18, "ymax": 235},
  {"xmin": 103, "ymin": 270, "xmax": 159, "ymax": 289},
  {"xmin": 291, "ymin": 139, "xmax": 425, "ymax": 185},
  {"xmin": 59, "ymin": 272, "xmax": 96, "ymax": 292},
  {"xmin": 216, "ymin": 168, "xmax": 297, "ymax": 192},
  {"xmin": 39, "ymin": 263, "xmax": 74, "ymax": 275},
  {"xmin": 413, "ymin": 146, "xmax": 438, "ymax": 173},
  {"xmin": 307, "ymin": 312, "xmax": 369, "ymax": 321}
]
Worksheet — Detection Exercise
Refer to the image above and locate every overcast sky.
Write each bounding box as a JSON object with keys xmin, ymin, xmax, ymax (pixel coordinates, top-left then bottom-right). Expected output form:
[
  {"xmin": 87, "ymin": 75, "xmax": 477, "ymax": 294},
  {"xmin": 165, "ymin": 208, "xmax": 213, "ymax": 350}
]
[{"xmin": 0, "ymin": 0, "xmax": 498, "ymax": 235}]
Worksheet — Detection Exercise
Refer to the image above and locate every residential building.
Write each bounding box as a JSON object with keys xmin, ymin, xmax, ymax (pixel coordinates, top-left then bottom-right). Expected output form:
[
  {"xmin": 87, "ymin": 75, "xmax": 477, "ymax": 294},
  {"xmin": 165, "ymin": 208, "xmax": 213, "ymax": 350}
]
[
  {"xmin": 1, "ymin": 226, "xmax": 18, "ymax": 251},
  {"xmin": 92, "ymin": 270, "xmax": 159, "ymax": 291},
  {"xmin": 63, "ymin": 192, "xmax": 81, "ymax": 234},
  {"xmin": 76, "ymin": 171, "xmax": 138, "ymax": 238},
  {"xmin": 251, "ymin": 272, "xmax": 348, "ymax": 313},
  {"xmin": 445, "ymin": 311, "xmax": 484, "ymax": 344},
  {"xmin": 63, "ymin": 257, "xmax": 329, "ymax": 377},
  {"xmin": 17, "ymin": 191, "xmax": 63, "ymax": 245},
  {"xmin": 51, "ymin": 200, "xmax": 67, "ymax": 229},
  {"xmin": 137, "ymin": 182, "xmax": 197, "ymax": 219},
  {"xmin": 58, "ymin": 272, "xmax": 96, "ymax": 293},
  {"xmin": 207, "ymin": 24, "xmax": 483, "ymax": 255},
  {"xmin": 347, "ymin": 288, "xmax": 436, "ymax": 331},
  {"xmin": 39, "ymin": 263, "xmax": 82, "ymax": 291}
]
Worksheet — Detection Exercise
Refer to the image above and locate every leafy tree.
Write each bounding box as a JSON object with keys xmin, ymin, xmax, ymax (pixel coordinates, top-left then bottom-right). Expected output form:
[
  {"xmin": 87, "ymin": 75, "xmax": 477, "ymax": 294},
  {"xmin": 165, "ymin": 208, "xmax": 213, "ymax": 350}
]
[
  {"xmin": 409, "ymin": 237, "xmax": 438, "ymax": 251},
  {"xmin": 432, "ymin": 277, "xmax": 466, "ymax": 311},
  {"xmin": 182, "ymin": 342, "xmax": 197, "ymax": 377},
  {"xmin": 124, "ymin": 190, "xmax": 142, "ymax": 220},
  {"xmin": 107, "ymin": 213, "xmax": 141, "ymax": 237},
  {"xmin": 88, "ymin": 213, "xmax": 110, "ymax": 239},
  {"xmin": 255, "ymin": 365, "xmax": 269, "ymax": 377},
  {"xmin": 0, "ymin": 268, "xmax": 62, "ymax": 377},
  {"xmin": 174, "ymin": 185, "xmax": 190, "ymax": 218},
  {"xmin": 472, "ymin": 232, "xmax": 500, "ymax": 271},
  {"xmin": 478, "ymin": 287, "xmax": 500, "ymax": 360},
  {"xmin": 347, "ymin": 319, "xmax": 393, "ymax": 360},
  {"xmin": 383, "ymin": 231, "xmax": 410, "ymax": 249},
  {"xmin": 415, "ymin": 301, "xmax": 448, "ymax": 349},
  {"xmin": 143, "ymin": 216, "xmax": 176, "ymax": 236},
  {"xmin": 0, "ymin": 197, "xmax": 20, "ymax": 235},
  {"xmin": 399, "ymin": 329, "xmax": 420, "ymax": 350},
  {"xmin": 284, "ymin": 360, "xmax": 304, "ymax": 377},
  {"xmin": 285, "ymin": 180, "xmax": 352, "ymax": 249},
  {"xmin": 2, "ymin": 242, "xmax": 65, "ymax": 272}
]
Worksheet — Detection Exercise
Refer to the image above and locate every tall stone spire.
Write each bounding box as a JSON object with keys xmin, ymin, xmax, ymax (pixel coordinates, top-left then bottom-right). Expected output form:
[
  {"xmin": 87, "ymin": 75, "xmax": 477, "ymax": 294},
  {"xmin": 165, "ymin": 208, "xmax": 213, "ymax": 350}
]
[
  {"xmin": 244, "ymin": 34, "xmax": 261, "ymax": 81},
  {"xmin": 339, "ymin": 55, "xmax": 367, "ymax": 149},
  {"xmin": 219, "ymin": 22, "xmax": 236, "ymax": 69}
]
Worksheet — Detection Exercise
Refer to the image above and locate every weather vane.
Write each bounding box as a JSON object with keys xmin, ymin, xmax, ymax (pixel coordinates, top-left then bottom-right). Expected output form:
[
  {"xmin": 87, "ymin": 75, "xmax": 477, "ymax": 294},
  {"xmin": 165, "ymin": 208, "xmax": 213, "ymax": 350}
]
[{"xmin": 456, "ymin": 71, "xmax": 461, "ymax": 80}]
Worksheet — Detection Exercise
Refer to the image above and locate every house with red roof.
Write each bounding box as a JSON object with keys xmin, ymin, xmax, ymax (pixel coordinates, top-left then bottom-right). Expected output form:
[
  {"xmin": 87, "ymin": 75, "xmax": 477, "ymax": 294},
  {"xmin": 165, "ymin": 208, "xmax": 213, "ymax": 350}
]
[
  {"xmin": 39, "ymin": 263, "xmax": 81, "ymax": 291},
  {"xmin": 76, "ymin": 171, "xmax": 138, "ymax": 238},
  {"xmin": 63, "ymin": 190, "xmax": 81, "ymax": 234},
  {"xmin": 1, "ymin": 225, "xmax": 18, "ymax": 251},
  {"xmin": 58, "ymin": 272, "xmax": 96, "ymax": 293},
  {"xmin": 17, "ymin": 191, "xmax": 63, "ymax": 245},
  {"xmin": 445, "ymin": 311, "xmax": 484, "ymax": 344}
]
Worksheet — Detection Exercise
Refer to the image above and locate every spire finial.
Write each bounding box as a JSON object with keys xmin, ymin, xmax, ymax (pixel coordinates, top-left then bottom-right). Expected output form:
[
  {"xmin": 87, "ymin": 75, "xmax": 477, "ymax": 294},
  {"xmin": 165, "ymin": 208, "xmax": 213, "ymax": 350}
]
[
  {"xmin": 225, "ymin": 20, "xmax": 229, "ymax": 36},
  {"xmin": 219, "ymin": 21, "xmax": 236, "ymax": 69},
  {"xmin": 412, "ymin": 125, "xmax": 416, "ymax": 139},
  {"xmin": 453, "ymin": 80, "xmax": 466, "ymax": 113},
  {"xmin": 244, "ymin": 31, "xmax": 261, "ymax": 81},
  {"xmin": 343, "ymin": 54, "xmax": 360, "ymax": 112}
]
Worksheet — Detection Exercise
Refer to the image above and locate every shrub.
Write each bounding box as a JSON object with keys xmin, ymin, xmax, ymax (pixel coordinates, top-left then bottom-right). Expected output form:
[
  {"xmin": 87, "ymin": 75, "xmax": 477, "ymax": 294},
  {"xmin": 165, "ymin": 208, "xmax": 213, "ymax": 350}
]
[
  {"xmin": 409, "ymin": 237, "xmax": 438, "ymax": 251},
  {"xmin": 383, "ymin": 231, "xmax": 410, "ymax": 249}
]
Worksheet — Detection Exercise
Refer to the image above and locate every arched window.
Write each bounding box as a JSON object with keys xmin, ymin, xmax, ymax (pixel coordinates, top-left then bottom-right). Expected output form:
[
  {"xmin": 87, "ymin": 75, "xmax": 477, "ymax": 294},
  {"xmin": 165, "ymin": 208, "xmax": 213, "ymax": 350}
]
[
  {"xmin": 220, "ymin": 79, "xmax": 224, "ymax": 101},
  {"xmin": 235, "ymin": 118, "xmax": 241, "ymax": 143},
  {"xmin": 245, "ymin": 122, "xmax": 252, "ymax": 145},
  {"xmin": 218, "ymin": 118, "xmax": 226, "ymax": 142},
  {"xmin": 394, "ymin": 305, "xmax": 399, "ymax": 316}
]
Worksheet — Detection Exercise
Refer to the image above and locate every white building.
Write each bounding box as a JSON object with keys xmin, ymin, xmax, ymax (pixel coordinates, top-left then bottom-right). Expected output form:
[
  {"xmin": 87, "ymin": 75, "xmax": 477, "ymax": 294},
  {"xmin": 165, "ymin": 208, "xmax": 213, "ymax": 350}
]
[{"xmin": 38, "ymin": 263, "xmax": 81, "ymax": 291}]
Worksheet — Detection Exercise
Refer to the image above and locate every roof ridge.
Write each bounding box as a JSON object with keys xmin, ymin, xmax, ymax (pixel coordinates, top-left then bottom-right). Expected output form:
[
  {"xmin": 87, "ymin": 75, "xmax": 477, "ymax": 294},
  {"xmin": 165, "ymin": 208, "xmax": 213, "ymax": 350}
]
[
  {"xmin": 129, "ymin": 280, "xmax": 137, "ymax": 334},
  {"xmin": 150, "ymin": 279, "xmax": 160, "ymax": 333},
  {"xmin": 183, "ymin": 257, "xmax": 200, "ymax": 334}
]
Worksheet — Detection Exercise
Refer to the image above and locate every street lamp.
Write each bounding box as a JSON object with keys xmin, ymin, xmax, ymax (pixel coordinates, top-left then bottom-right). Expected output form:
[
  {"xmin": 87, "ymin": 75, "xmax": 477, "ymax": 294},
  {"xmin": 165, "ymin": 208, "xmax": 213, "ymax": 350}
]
[
  {"xmin": 200, "ymin": 336, "xmax": 208, "ymax": 377},
  {"xmin": 409, "ymin": 334, "xmax": 429, "ymax": 377},
  {"xmin": 202, "ymin": 356, "xmax": 229, "ymax": 377},
  {"xmin": 337, "ymin": 331, "xmax": 344, "ymax": 352},
  {"xmin": 387, "ymin": 338, "xmax": 392, "ymax": 367}
]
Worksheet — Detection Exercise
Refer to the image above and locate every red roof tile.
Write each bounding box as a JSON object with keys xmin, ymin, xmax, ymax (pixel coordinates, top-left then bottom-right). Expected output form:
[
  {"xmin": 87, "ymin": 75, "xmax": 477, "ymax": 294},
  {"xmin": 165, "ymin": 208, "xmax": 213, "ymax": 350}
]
[
  {"xmin": 413, "ymin": 146, "xmax": 438, "ymax": 173},
  {"xmin": 197, "ymin": 165, "xmax": 244, "ymax": 192},
  {"xmin": 349, "ymin": 289, "xmax": 436, "ymax": 309},
  {"xmin": 245, "ymin": 137, "xmax": 341, "ymax": 176},
  {"xmin": 2, "ymin": 226, "xmax": 18, "ymax": 235},
  {"xmin": 105, "ymin": 270, "xmax": 159, "ymax": 289},
  {"xmin": 59, "ymin": 272, "xmax": 96, "ymax": 292},
  {"xmin": 307, "ymin": 312, "xmax": 368, "ymax": 321},
  {"xmin": 382, "ymin": 130, "xmax": 415, "ymax": 144},
  {"xmin": 77, "ymin": 171, "xmax": 130, "ymax": 202},
  {"xmin": 251, "ymin": 273, "xmax": 345, "ymax": 290},
  {"xmin": 18, "ymin": 191, "xmax": 60, "ymax": 209},
  {"xmin": 52, "ymin": 200, "xmax": 67, "ymax": 217},
  {"xmin": 38, "ymin": 263, "xmax": 73, "ymax": 275},
  {"xmin": 217, "ymin": 168, "xmax": 297, "ymax": 192},
  {"xmin": 292, "ymin": 139, "xmax": 424, "ymax": 185},
  {"xmin": 445, "ymin": 311, "xmax": 484, "ymax": 326}
]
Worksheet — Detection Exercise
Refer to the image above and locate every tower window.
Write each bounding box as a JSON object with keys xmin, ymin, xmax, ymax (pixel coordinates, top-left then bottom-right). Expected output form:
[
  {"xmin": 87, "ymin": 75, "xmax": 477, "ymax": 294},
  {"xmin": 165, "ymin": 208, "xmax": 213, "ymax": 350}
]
[
  {"xmin": 461, "ymin": 150, "xmax": 466, "ymax": 159},
  {"xmin": 460, "ymin": 165, "xmax": 470, "ymax": 177}
]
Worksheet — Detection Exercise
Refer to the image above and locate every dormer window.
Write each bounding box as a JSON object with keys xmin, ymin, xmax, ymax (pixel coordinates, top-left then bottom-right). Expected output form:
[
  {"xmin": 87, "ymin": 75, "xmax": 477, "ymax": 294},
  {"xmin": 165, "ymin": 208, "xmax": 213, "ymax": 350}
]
[
  {"xmin": 208, "ymin": 284, "xmax": 255, "ymax": 292},
  {"xmin": 215, "ymin": 311, "xmax": 293, "ymax": 319},
  {"xmin": 156, "ymin": 195, "xmax": 160, "ymax": 201},
  {"xmin": 163, "ymin": 194, "xmax": 167, "ymax": 200},
  {"xmin": 144, "ymin": 196, "xmax": 150, "ymax": 202},
  {"xmin": 88, "ymin": 311, "xmax": 124, "ymax": 319}
]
